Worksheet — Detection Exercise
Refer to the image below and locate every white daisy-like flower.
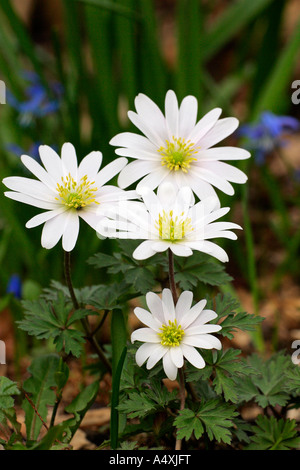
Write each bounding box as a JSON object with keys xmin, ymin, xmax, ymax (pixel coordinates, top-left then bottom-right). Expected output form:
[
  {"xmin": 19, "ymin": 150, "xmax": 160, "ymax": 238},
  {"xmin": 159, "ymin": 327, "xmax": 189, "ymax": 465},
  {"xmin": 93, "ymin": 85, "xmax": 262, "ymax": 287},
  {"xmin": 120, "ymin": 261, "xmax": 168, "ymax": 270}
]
[
  {"xmin": 110, "ymin": 90, "xmax": 250, "ymax": 201},
  {"xmin": 3, "ymin": 143, "xmax": 136, "ymax": 252},
  {"xmin": 131, "ymin": 288, "xmax": 222, "ymax": 381},
  {"xmin": 97, "ymin": 182, "xmax": 241, "ymax": 262}
]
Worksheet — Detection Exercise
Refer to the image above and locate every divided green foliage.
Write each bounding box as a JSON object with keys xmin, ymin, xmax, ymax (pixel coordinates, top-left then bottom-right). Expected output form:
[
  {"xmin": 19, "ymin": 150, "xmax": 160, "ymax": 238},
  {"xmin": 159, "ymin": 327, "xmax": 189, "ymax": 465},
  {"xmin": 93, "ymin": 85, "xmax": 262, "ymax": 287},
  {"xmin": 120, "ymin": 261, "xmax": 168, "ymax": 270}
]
[
  {"xmin": 206, "ymin": 293, "xmax": 264, "ymax": 339},
  {"xmin": 174, "ymin": 399, "xmax": 238, "ymax": 445},
  {"xmin": 173, "ymin": 253, "xmax": 233, "ymax": 290},
  {"xmin": 247, "ymin": 415, "xmax": 300, "ymax": 450},
  {"xmin": 18, "ymin": 291, "xmax": 93, "ymax": 357},
  {"xmin": 117, "ymin": 379, "xmax": 178, "ymax": 420},
  {"xmin": 22, "ymin": 354, "xmax": 61, "ymax": 441},
  {"xmin": 63, "ymin": 380, "xmax": 99, "ymax": 440},
  {"xmin": 0, "ymin": 377, "xmax": 21, "ymax": 443},
  {"xmin": 87, "ymin": 240, "xmax": 158, "ymax": 295},
  {"xmin": 186, "ymin": 348, "xmax": 255, "ymax": 403},
  {"xmin": 234, "ymin": 352, "xmax": 297, "ymax": 408}
]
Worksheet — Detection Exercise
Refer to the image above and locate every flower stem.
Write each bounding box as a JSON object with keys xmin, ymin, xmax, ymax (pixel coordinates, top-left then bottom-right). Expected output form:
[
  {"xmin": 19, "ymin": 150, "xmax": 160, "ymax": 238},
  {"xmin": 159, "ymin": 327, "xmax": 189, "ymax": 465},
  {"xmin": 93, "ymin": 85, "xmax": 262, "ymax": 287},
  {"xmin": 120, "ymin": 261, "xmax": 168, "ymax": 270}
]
[
  {"xmin": 168, "ymin": 249, "xmax": 185, "ymax": 450},
  {"xmin": 63, "ymin": 250, "xmax": 112, "ymax": 374},
  {"xmin": 168, "ymin": 249, "xmax": 178, "ymax": 303}
]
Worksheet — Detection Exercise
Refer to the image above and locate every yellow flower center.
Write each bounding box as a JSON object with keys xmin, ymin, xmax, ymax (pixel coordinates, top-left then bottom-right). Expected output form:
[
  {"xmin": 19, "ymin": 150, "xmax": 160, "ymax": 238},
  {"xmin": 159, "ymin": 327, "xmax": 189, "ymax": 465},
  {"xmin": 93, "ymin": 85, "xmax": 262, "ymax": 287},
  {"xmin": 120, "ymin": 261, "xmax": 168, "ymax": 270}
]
[
  {"xmin": 159, "ymin": 320, "xmax": 184, "ymax": 347},
  {"xmin": 158, "ymin": 137, "xmax": 198, "ymax": 173},
  {"xmin": 155, "ymin": 210, "xmax": 194, "ymax": 241},
  {"xmin": 55, "ymin": 173, "xmax": 99, "ymax": 210}
]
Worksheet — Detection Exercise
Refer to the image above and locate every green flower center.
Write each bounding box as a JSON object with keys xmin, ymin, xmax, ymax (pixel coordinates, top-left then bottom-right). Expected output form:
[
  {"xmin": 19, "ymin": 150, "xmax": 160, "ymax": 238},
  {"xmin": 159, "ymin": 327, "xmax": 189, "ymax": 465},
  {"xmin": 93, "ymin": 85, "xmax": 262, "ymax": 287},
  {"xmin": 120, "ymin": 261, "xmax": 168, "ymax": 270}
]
[
  {"xmin": 56, "ymin": 173, "xmax": 99, "ymax": 210},
  {"xmin": 155, "ymin": 210, "xmax": 194, "ymax": 241},
  {"xmin": 159, "ymin": 320, "xmax": 184, "ymax": 347},
  {"xmin": 158, "ymin": 137, "xmax": 198, "ymax": 173}
]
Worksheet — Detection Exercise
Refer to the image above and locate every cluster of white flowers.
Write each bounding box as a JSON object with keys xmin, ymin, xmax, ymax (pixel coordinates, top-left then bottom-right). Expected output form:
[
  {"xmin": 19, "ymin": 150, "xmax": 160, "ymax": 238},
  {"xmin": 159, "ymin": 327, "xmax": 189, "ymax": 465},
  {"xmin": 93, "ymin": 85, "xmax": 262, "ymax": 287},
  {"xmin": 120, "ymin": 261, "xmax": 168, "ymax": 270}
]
[{"xmin": 3, "ymin": 90, "xmax": 250, "ymax": 380}]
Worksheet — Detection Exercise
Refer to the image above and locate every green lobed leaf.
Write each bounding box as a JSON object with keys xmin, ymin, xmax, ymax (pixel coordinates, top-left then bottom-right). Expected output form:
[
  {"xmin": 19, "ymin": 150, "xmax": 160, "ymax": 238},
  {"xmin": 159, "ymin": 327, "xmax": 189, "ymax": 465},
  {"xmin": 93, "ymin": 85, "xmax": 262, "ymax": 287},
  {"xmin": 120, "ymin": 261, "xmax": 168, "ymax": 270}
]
[
  {"xmin": 22, "ymin": 354, "xmax": 61, "ymax": 441},
  {"xmin": 174, "ymin": 399, "xmax": 238, "ymax": 444},
  {"xmin": 247, "ymin": 415, "xmax": 300, "ymax": 450},
  {"xmin": 234, "ymin": 352, "xmax": 295, "ymax": 407},
  {"xmin": 206, "ymin": 293, "xmax": 264, "ymax": 339},
  {"xmin": 18, "ymin": 291, "xmax": 91, "ymax": 357}
]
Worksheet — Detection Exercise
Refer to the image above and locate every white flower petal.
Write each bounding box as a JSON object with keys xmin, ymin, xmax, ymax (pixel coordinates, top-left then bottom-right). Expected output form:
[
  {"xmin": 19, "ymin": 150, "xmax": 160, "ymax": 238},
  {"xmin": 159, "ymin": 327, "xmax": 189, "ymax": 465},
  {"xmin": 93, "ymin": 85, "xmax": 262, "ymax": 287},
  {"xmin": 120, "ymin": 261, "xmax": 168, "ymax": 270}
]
[
  {"xmin": 146, "ymin": 292, "xmax": 165, "ymax": 324},
  {"xmin": 134, "ymin": 93, "xmax": 167, "ymax": 144},
  {"xmin": 199, "ymin": 117, "xmax": 239, "ymax": 149},
  {"xmin": 26, "ymin": 207, "xmax": 67, "ymax": 228},
  {"xmin": 62, "ymin": 211, "xmax": 80, "ymax": 252},
  {"xmin": 78, "ymin": 151, "xmax": 103, "ymax": 180},
  {"xmin": 180, "ymin": 299, "xmax": 207, "ymax": 330},
  {"xmin": 202, "ymin": 161, "xmax": 248, "ymax": 184},
  {"xmin": 136, "ymin": 166, "xmax": 168, "ymax": 192},
  {"xmin": 191, "ymin": 166, "xmax": 235, "ymax": 195},
  {"xmin": 181, "ymin": 344, "xmax": 205, "ymax": 369},
  {"xmin": 179, "ymin": 95, "xmax": 198, "ymax": 138},
  {"xmin": 133, "ymin": 240, "xmax": 157, "ymax": 260},
  {"xmin": 4, "ymin": 191, "xmax": 59, "ymax": 210},
  {"xmin": 169, "ymin": 243, "xmax": 193, "ymax": 257},
  {"xmin": 110, "ymin": 131, "xmax": 159, "ymax": 154},
  {"xmin": 185, "ymin": 324, "xmax": 222, "ymax": 336},
  {"xmin": 165, "ymin": 90, "xmax": 179, "ymax": 139},
  {"xmin": 197, "ymin": 146, "xmax": 251, "ymax": 161},
  {"xmin": 190, "ymin": 309, "xmax": 218, "ymax": 326},
  {"xmin": 131, "ymin": 327, "xmax": 160, "ymax": 343},
  {"xmin": 41, "ymin": 212, "xmax": 68, "ymax": 249},
  {"xmin": 118, "ymin": 160, "xmax": 159, "ymax": 189},
  {"xmin": 39, "ymin": 145, "xmax": 63, "ymax": 182},
  {"xmin": 183, "ymin": 334, "xmax": 222, "ymax": 350},
  {"xmin": 146, "ymin": 344, "xmax": 167, "ymax": 369},
  {"xmin": 3, "ymin": 176, "xmax": 56, "ymax": 201},
  {"xmin": 187, "ymin": 108, "xmax": 222, "ymax": 143},
  {"xmin": 151, "ymin": 241, "xmax": 170, "ymax": 252},
  {"xmin": 170, "ymin": 346, "xmax": 184, "ymax": 368},
  {"xmin": 135, "ymin": 342, "xmax": 158, "ymax": 366},
  {"xmin": 184, "ymin": 240, "xmax": 229, "ymax": 262},
  {"xmin": 61, "ymin": 143, "xmax": 78, "ymax": 179},
  {"xmin": 161, "ymin": 288, "xmax": 176, "ymax": 324},
  {"xmin": 133, "ymin": 307, "xmax": 161, "ymax": 332},
  {"xmin": 95, "ymin": 157, "xmax": 127, "ymax": 187},
  {"xmin": 21, "ymin": 155, "xmax": 56, "ymax": 190},
  {"xmin": 128, "ymin": 110, "xmax": 164, "ymax": 147},
  {"xmin": 163, "ymin": 350, "xmax": 178, "ymax": 380},
  {"xmin": 175, "ymin": 291, "xmax": 193, "ymax": 323},
  {"xmin": 157, "ymin": 182, "xmax": 178, "ymax": 208}
]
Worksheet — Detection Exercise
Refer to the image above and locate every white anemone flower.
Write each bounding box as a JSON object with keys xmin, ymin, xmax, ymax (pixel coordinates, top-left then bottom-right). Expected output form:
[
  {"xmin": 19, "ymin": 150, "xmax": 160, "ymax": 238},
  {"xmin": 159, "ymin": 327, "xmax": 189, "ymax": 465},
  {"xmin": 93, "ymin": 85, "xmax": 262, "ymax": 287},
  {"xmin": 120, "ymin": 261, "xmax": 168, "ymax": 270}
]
[
  {"xmin": 110, "ymin": 90, "xmax": 250, "ymax": 201},
  {"xmin": 131, "ymin": 288, "xmax": 222, "ymax": 381},
  {"xmin": 97, "ymin": 182, "xmax": 241, "ymax": 262},
  {"xmin": 3, "ymin": 143, "xmax": 136, "ymax": 251}
]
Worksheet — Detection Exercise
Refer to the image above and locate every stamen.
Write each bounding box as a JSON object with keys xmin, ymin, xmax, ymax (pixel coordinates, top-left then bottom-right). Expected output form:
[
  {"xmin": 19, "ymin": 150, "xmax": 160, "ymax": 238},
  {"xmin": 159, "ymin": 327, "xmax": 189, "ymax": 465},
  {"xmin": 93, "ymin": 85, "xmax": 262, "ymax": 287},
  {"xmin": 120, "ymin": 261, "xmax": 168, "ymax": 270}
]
[
  {"xmin": 155, "ymin": 210, "xmax": 194, "ymax": 241},
  {"xmin": 159, "ymin": 319, "xmax": 184, "ymax": 347},
  {"xmin": 55, "ymin": 173, "xmax": 99, "ymax": 209},
  {"xmin": 158, "ymin": 137, "xmax": 198, "ymax": 173}
]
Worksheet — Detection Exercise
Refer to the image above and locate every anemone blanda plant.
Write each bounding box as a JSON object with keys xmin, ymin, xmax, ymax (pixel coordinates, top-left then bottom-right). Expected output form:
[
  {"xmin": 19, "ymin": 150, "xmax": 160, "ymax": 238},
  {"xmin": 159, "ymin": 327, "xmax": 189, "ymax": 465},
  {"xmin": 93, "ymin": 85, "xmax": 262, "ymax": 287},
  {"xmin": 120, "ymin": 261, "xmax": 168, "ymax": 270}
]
[
  {"xmin": 110, "ymin": 90, "xmax": 250, "ymax": 202},
  {"xmin": 131, "ymin": 288, "xmax": 222, "ymax": 381},
  {"xmin": 97, "ymin": 182, "xmax": 241, "ymax": 262},
  {"xmin": 3, "ymin": 142, "xmax": 136, "ymax": 252}
]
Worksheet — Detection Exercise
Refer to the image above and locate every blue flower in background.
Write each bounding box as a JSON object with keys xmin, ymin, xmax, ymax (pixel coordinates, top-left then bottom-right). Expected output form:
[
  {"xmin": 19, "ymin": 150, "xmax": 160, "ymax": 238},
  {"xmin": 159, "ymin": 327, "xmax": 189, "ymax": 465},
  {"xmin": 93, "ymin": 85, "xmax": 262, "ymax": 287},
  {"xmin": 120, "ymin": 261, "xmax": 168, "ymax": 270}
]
[
  {"xmin": 6, "ymin": 142, "xmax": 42, "ymax": 162},
  {"xmin": 6, "ymin": 274, "xmax": 22, "ymax": 299},
  {"xmin": 238, "ymin": 111, "xmax": 299, "ymax": 165},
  {"xmin": 6, "ymin": 71, "xmax": 63, "ymax": 127}
]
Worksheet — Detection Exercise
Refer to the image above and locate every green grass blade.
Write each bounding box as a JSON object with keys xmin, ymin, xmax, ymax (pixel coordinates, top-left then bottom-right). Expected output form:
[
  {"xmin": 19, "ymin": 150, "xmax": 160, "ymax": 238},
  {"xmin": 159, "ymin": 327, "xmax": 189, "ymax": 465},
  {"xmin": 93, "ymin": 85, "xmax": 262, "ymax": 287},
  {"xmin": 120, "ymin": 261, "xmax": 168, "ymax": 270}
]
[
  {"xmin": 252, "ymin": 17, "xmax": 300, "ymax": 116},
  {"xmin": 110, "ymin": 346, "xmax": 127, "ymax": 450},
  {"xmin": 176, "ymin": 0, "xmax": 203, "ymax": 108},
  {"xmin": 76, "ymin": 0, "xmax": 140, "ymax": 20},
  {"xmin": 138, "ymin": 0, "xmax": 167, "ymax": 106},
  {"xmin": 0, "ymin": 0, "xmax": 49, "ymax": 92},
  {"xmin": 114, "ymin": 0, "xmax": 138, "ymax": 107},
  {"xmin": 202, "ymin": 0, "xmax": 274, "ymax": 61}
]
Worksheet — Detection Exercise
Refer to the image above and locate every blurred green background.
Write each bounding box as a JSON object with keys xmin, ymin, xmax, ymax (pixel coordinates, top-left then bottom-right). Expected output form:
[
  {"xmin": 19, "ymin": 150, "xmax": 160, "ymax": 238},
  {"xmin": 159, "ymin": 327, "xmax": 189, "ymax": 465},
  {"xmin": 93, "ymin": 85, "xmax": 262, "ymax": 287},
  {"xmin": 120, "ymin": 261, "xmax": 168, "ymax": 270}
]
[{"xmin": 0, "ymin": 0, "xmax": 299, "ymax": 302}]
